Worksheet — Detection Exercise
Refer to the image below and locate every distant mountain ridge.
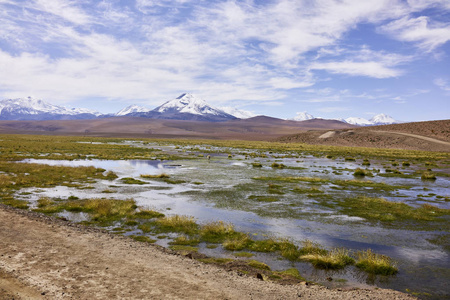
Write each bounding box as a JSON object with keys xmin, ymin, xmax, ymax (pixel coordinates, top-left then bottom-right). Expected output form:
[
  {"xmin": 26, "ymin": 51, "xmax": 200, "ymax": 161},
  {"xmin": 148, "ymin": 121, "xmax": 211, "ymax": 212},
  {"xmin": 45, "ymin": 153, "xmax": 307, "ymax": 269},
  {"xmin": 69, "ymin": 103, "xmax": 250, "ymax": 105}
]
[
  {"xmin": 0, "ymin": 97, "xmax": 100, "ymax": 120},
  {"xmin": 290, "ymin": 111, "xmax": 399, "ymax": 126},
  {"xmin": 0, "ymin": 95, "xmax": 399, "ymax": 125}
]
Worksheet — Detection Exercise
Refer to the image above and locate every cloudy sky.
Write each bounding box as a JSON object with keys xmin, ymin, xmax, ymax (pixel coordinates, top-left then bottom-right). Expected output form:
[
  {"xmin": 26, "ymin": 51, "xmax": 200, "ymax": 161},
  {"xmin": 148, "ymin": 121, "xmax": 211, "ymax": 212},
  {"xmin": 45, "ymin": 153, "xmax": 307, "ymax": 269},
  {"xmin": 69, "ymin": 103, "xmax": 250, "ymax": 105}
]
[{"xmin": 0, "ymin": 0, "xmax": 449, "ymax": 121}]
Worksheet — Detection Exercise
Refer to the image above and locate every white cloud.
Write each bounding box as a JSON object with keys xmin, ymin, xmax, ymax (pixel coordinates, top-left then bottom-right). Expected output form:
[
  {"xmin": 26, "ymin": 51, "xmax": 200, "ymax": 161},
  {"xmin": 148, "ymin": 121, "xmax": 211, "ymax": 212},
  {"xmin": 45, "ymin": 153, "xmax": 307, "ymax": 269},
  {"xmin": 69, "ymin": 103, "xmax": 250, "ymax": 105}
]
[
  {"xmin": 407, "ymin": 0, "xmax": 450, "ymax": 11},
  {"xmin": 379, "ymin": 16, "xmax": 450, "ymax": 52},
  {"xmin": 310, "ymin": 61, "xmax": 402, "ymax": 78},
  {"xmin": 0, "ymin": 0, "xmax": 447, "ymax": 109},
  {"xmin": 33, "ymin": 0, "xmax": 92, "ymax": 25},
  {"xmin": 434, "ymin": 78, "xmax": 450, "ymax": 91}
]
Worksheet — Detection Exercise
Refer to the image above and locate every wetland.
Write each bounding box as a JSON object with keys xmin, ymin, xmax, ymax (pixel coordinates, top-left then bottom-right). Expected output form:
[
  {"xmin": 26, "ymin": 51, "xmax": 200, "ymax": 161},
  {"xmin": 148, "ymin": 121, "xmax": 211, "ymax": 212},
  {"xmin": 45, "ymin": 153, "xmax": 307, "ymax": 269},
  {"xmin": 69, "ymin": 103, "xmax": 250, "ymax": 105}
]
[{"xmin": 0, "ymin": 134, "xmax": 449, "ymax": 299}]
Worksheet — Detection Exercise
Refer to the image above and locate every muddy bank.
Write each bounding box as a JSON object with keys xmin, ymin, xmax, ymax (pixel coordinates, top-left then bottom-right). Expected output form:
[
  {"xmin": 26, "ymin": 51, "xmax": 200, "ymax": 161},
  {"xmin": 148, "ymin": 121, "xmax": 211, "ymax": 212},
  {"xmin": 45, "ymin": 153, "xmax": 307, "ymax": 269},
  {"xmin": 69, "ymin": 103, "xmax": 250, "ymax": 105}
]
[{"xmin": 0, "ymin": 204, "xmax": 415, "ymax": 299}]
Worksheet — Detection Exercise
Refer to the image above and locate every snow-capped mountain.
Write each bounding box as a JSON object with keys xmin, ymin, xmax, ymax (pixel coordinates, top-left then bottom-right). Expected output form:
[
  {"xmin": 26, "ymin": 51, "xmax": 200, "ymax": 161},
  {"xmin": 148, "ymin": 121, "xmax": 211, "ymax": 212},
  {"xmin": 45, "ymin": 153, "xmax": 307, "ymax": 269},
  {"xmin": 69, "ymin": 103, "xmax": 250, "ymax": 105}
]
[
  {"xmin": 0, "ymin": 97, "xmax": 101, "ymax": 120},
  {"xmin": 344, "ymin": 117, "xmax": 373, "ymax": 126},
  {"xmin": 154, "ymin": 93, "xmax": 231, "ymax": 116},
  {"xmin": 218, "ymin": 106, "xmax": 256, "ymax": 119},
  {"xmin": 291, "ymin": 112, "xmax": 314, "ymax": 121},
  {"xmin": 370, "ymin": 113, "xmax": 397, "ymax": 125},
  {"xmin": 344, "ymin": 114, "xmax": 398, "ymax": 126},
  {"xmin": 133, "ymin": 93, "xmax": 237, "ymax": 122},
  {"xmin": 115, "ymin": 105, "xmax": 150, "ymax": 116}
]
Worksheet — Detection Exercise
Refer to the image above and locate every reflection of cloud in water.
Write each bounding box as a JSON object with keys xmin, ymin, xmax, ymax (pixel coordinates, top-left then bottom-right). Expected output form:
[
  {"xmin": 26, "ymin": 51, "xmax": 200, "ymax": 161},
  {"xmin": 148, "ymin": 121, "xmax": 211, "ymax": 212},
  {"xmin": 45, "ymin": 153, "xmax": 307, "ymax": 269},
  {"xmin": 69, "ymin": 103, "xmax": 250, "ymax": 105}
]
[
  {"xmin": 325, "ymin": 215, "xmax": 365, "ymax": 221},
  {"xmin": 22, "ymin": 159, "xmax": 171, "ymax": 177},
  {"xmin": 393, "ymin": 247, "xmax": 448, "ymax": 264}
]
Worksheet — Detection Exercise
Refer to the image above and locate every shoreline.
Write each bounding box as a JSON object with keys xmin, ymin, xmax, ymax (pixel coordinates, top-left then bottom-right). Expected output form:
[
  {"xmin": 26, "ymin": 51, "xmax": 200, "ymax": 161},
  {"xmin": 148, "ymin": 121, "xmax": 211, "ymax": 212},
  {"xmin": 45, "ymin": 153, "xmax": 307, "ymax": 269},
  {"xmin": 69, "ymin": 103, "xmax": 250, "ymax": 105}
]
[{"xmin": 0, "ymin": 204, "xmax": 416, "ymax": 299}]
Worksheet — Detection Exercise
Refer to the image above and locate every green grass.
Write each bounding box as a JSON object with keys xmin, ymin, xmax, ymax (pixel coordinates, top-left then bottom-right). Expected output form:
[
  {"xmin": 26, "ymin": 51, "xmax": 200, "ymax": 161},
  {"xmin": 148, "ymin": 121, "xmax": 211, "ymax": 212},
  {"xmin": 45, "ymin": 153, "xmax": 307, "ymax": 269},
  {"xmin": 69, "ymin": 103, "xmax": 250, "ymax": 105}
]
[
  {"xmin": 198, "ymin": 258, "xmax": 233, "ymax": 264},
  {"xmin": 154, "ymin": 215, "xmax": 199, "ymax": 234},
  {"xmin": 233, "ymin": 252, "xmax": 254, "ymax": 257},
  {"xmin": 337, "ymin": 196, "xmax": 450, "ymax": 222},
  {"xmin": 121, "ymin": 177, "xmax": 147, "ymax": 185},
  {"xmin": 300, "ymin": 248, "xmax": 354, "ymax": 270},
  {"xmin": 271, "ymin": 163, "xmax": 286, "ymax": 169},
  {"xmin": 355, "ymin": 249, "xmax": 398, "ymax": 275},
  {"xmin": 272, "ymin": 268, "xmax": 305, "ymax": 281},
  {"xmin": 140, "ymin": 173, "xmax": 170, "ymax": 179},
  {"xmin": 131, "ymin": 209, "xmax": 165, "ymax": 219},
  {"xmin": 247, "ymin": 238, "xmax": 281, "ymax": 252},
  {"xmin": 1, "ymin": 198, "xmax": 29, "ymax": 209},
  {"xmin": 299, "ymin": 240, "xmax": 328, "ymax": 256},
  {"xmin": 247, "ymin": 260, "xmax": 271, "ymax": 270},
  {"xmin": 223, "ymin": 234, "xmax": 251, "ymax": 251},
  {"xmin": 421, "ymin": 172, "xmax": 437, "ymax": 180},
  {"xmin": 362, "ymin": 159, "xmax": 371, "ymax": 166},
  {"xmin": 353, "ymin": 168, "xmax": 373, "ymax": 177},
  {"xmin": 292, "ymin": 187, "xmax": 323, "ymax": 194},
  {"xmin": 163, "ymin": 179, "xmax": 186, "ymax": 184},
  {"xmin": 169, "ymin": 245, "xmax": 199, "ymax": 254},
  {"xmin": 334, "ymin": 179, "xmax": 404, "ymax": 191},
  {"xmin": 200, "ymin": 221, "xmax": 236, "ymax": 243}
]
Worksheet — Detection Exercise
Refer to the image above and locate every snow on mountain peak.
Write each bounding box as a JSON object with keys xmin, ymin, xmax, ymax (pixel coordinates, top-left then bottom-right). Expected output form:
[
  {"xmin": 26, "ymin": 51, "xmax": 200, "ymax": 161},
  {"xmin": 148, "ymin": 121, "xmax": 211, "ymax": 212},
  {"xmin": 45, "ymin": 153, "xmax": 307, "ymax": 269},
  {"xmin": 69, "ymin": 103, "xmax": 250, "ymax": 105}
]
[
  {"xmin": 344, "ymin": 114, "xmax": 398, "ymax": 126},
  {"xmin": 219, "ymin": 106, "xmax": 256, "ymax": 119},
  {"xmin": 155, "ymin": 93, "xmax": 221, "ymax": 116},
  {"xmin": 370, "ymin": 113, "xmax": 397, "ymax": 125},
  {"xmin": 344, "ymin": 117, "xmax": 373, "ymax": 126},
  {"xmin": 291, "ymin": 111, "xmax": 314, "ymax": 121},
  {"xmin": 0, "ymin": 97, "xmax": 101, "ymax": 118},
  {"xmin": 116, "ymin": 105, "xmax": 150, "ymax": 116}
]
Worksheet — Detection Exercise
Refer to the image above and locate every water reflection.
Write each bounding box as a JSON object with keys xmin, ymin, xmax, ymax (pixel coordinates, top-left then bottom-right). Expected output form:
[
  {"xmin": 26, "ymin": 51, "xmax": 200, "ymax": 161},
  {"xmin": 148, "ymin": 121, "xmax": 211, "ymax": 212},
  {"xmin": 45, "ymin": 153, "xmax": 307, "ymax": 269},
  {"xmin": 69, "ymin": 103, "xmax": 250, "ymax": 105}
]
[
  {"xmin": 22, "ymin": 158, "xmax": 171, "ymax": 177},
  {"xmin": 17, "ymin": 154, "xmax": 449, "ymax": 297}
]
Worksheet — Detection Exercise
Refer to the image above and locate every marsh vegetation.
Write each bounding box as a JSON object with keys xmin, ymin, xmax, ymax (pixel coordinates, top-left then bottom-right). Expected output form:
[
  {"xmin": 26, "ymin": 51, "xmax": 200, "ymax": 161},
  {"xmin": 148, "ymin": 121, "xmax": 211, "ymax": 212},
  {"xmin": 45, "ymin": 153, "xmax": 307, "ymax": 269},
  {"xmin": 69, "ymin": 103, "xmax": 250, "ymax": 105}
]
[{"xmin": 0, "ymin": 134, "xmax": 448, "ymax": 298}]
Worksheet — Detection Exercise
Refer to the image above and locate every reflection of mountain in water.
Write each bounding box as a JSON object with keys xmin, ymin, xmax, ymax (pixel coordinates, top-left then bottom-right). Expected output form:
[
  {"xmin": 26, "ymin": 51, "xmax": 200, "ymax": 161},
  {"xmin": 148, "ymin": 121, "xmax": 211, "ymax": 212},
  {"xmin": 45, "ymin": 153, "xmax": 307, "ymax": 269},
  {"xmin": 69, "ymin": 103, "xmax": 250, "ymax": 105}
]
[{"xmin": 129, "ymin": 160, "xmax": 166, "ymax": 169}]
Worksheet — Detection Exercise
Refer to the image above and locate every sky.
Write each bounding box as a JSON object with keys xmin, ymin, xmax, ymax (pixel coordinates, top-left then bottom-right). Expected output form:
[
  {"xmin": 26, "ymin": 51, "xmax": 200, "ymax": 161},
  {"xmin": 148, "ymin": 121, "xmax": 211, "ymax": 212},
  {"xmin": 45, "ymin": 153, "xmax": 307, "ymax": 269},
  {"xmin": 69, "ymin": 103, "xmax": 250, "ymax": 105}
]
[{"xmin": 0, "ymin": 0, "xmax": 449, "ymax": 121}]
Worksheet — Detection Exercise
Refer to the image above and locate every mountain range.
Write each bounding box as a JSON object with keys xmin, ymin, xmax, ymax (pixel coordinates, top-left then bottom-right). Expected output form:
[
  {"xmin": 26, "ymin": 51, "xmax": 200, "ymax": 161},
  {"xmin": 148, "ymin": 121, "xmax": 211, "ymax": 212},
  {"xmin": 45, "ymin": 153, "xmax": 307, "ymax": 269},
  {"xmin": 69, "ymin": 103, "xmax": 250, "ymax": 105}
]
[{"xmin": 0, "ymin": 94, "xmax": 399, "ymax": 126}]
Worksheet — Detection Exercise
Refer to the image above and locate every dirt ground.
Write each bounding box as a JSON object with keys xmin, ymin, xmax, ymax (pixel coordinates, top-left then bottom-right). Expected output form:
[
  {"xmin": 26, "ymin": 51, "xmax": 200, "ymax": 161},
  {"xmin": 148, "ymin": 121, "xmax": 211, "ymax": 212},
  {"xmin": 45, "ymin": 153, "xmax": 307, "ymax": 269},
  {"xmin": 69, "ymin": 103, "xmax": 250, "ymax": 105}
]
[
  {"xmin": 278, "ymin": 128, "xmax": 450, "ymax": 152},
  {"xmin": 0, "ymin": 205, "xmax": 415, "ymax": 300}
]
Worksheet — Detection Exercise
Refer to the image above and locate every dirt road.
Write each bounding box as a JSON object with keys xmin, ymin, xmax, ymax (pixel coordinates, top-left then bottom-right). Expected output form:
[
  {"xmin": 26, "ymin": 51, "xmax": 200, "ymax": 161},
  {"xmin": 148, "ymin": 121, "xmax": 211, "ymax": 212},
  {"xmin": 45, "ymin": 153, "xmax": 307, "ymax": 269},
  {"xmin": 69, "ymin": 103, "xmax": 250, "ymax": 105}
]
[
  {"xmin": 371, "ymin": 130, "xmax": 450, "ymax": 146},
  {"xmin": 0, "ymin": 205, "xmax": 415, "ymax": 299}
]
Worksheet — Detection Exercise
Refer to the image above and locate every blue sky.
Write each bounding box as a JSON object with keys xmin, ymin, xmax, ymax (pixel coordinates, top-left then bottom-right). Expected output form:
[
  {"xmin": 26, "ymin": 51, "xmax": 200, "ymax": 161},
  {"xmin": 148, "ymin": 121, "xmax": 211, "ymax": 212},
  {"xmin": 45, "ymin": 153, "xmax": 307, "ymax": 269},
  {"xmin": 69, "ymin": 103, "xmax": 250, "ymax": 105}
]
[{"xmin": 0, "ymin": 0, "xmax": 449, "ymax": 121}]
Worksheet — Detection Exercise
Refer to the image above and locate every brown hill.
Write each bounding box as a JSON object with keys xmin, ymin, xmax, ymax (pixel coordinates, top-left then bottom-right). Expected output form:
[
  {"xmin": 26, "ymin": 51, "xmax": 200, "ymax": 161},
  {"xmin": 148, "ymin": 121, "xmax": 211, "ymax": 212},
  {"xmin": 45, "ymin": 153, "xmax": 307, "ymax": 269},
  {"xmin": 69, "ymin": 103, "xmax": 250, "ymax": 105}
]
[
  {"xmin": 277, "ymin": 119, "xmax": 450, "ymax": 152},
  {"xmin": 0, "ymin": 116, "xmax": 353, "ymax": 141}
]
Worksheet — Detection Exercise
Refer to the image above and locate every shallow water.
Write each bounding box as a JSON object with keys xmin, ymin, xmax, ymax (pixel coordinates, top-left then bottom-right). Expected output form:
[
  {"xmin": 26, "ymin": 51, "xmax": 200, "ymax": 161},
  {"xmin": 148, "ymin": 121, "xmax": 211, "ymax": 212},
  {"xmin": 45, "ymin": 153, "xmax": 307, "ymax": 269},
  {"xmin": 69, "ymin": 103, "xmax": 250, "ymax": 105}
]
[{"xmin": 18, "ymin": 145, "xmax": 450, "ymax": 298}]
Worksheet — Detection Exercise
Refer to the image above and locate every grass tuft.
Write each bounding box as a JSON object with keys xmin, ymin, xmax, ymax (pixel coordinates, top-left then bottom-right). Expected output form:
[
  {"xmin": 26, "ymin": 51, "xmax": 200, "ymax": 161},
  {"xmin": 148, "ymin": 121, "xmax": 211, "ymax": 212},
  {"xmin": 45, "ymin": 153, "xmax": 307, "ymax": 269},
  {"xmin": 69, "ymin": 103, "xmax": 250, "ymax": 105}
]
[
  {"xmin": 130, "ymin": 235, "xmax": 157, "ymax": 243},
  {"xmin": 300, "ymin": 248, "xmax": 354, "ymax": 270},
  {"xmin": 353, "ymin": 168, "xmax": 373, "ymax": 177},
  {"xmin": 421, "ymin": 172, "xmax": 436, "ymax": 180},
  {"xmin": 355, "ymin": 249, "xmax": 398, "ymax": 275},
  {"xmin": 169, "ymin": 235, "xmax": 200, "ymax": 246},
  {"xmin": 154, "ymin": 215, "xmax": 198, "ymax": 234},
  {"xmin": 271, "ymin": 163, "xmax": 286, "ymax": 169},
  {"xmin": 132, "ymin": 209, "xmax": 165, "ymax": 219},
  {"xmin": 121, "ymin": 177, "xmax": 147, "ymax": 185},
  {"xmin": 223, "ymin": 234, "xmax": 251, "ymax": 251},
  {"xmin": 200, "ymin": 221, "xmax": 236, "ymax": 243},
  {"xmin": 247, "ymin": 260, "xmax": 271, "ymax": 270},
  {"xmin": 299, "ymin": 240, "xmax": 328, "ymax": 256},
  {"xmin": 140, "ymin": 173, "xmax": 170, "ymax": 179}
]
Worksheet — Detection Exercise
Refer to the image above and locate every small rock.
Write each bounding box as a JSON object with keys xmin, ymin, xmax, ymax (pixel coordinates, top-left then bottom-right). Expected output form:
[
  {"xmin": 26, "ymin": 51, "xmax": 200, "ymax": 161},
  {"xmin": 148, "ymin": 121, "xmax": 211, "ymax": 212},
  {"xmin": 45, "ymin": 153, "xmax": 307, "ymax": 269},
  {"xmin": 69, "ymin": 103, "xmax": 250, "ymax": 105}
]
[{"xmin": 256, "ymin": 273, "xmax": 264, "ymax": 280}]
